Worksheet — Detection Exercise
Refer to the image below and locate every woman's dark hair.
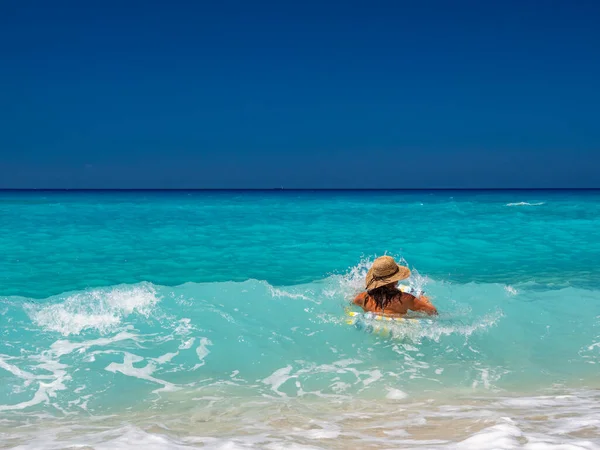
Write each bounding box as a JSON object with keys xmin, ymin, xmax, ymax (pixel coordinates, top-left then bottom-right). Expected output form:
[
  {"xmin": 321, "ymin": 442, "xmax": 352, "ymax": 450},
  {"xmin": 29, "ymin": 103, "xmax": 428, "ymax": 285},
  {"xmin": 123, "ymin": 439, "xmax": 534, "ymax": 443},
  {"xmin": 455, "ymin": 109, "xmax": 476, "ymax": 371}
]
[{"xmin": 367, "ymin": 283, "xmax": 401, "ymax": 312}]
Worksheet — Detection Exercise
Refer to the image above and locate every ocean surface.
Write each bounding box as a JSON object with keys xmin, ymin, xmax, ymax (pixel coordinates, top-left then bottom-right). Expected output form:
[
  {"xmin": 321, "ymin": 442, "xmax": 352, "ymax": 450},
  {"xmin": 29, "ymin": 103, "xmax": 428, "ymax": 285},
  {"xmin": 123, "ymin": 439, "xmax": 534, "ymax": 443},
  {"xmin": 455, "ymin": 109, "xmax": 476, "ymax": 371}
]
[{"xmin": 1, "ymin": 190, "xmax": 600, "ymax": 449}]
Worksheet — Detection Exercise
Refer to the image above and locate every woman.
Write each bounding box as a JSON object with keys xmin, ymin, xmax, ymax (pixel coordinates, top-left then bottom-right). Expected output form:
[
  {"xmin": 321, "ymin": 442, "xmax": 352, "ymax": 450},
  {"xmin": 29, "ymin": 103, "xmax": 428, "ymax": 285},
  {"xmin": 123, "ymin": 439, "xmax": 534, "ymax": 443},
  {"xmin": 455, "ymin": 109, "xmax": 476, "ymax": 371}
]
[{"xmin": 353, "ymin": 256, "xmax": 437, "ymax": 316}]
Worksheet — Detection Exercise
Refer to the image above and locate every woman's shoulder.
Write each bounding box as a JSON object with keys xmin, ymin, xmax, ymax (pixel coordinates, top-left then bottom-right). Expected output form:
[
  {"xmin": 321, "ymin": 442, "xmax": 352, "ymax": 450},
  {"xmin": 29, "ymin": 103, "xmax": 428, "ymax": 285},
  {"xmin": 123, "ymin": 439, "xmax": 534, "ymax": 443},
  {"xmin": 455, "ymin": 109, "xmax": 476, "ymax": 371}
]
[{"xmin": 397, "ymin": 291, "xmax": 417, "ymax": 304}]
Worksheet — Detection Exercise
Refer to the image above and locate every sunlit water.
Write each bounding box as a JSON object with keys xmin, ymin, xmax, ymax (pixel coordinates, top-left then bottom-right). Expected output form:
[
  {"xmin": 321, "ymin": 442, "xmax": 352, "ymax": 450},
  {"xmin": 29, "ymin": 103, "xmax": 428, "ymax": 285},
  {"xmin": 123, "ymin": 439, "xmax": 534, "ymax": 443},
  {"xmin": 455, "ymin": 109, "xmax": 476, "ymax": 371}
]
[{"xmin": 1, "ymin": 190, "xmax": 600, "ymax": 449}]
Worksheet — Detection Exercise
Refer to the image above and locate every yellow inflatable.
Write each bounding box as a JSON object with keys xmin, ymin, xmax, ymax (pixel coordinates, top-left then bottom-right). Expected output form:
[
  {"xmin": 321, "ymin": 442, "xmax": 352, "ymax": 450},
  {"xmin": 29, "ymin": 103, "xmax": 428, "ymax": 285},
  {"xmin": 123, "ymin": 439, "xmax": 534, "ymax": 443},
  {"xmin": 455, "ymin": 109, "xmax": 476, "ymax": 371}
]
[{"xmin": 345, "ymin": 309, "xmax": 419, "ymax": 338}]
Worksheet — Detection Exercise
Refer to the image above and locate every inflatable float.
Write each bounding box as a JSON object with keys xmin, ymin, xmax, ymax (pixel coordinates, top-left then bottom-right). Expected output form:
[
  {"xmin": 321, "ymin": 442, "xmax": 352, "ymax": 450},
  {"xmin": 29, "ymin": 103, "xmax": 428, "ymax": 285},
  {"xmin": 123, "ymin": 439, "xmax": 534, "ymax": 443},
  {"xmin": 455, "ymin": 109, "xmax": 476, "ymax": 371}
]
[{"xmin": 345, "ymin": 309, "xmax": 420, "ymax": 337}]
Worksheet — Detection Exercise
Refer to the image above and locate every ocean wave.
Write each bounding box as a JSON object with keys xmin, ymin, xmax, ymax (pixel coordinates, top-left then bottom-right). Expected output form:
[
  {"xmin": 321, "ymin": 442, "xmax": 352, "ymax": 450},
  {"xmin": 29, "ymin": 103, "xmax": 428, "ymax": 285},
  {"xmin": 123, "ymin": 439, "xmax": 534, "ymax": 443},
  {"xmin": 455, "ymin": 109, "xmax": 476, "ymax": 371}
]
[
  {"xmin": 3, "ymin": 389, "xmax": 600, "ymax": 449},
  {"xmin": 2, "ymin": 262, "xmax": 600, "ymax": 417},
  {"xmin": 24, "ymin": 283, "xmax": 160, "ymax": 336},
  {"xmin": 505, "ymin": 201, "xmax": 545, "ymax": 206}
]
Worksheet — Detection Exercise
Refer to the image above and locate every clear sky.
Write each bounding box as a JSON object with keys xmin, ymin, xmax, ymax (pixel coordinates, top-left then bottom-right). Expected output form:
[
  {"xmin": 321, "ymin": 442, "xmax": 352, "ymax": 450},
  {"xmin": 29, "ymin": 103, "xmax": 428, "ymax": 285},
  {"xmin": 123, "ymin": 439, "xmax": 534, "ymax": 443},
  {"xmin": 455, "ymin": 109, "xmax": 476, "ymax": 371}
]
[{"xmin": 1, "ymin": 0, "xmax": 599, "ymax": 188}]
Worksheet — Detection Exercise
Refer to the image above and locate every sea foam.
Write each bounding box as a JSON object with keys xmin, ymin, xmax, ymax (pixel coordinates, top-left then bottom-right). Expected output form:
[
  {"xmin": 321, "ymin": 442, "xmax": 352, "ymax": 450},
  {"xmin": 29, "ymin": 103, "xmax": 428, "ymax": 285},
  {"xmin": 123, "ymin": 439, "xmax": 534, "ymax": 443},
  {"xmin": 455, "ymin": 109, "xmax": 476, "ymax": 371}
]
[{"xmin": 25, "ymin": 283, "xmax": 160, "ymax": 336}]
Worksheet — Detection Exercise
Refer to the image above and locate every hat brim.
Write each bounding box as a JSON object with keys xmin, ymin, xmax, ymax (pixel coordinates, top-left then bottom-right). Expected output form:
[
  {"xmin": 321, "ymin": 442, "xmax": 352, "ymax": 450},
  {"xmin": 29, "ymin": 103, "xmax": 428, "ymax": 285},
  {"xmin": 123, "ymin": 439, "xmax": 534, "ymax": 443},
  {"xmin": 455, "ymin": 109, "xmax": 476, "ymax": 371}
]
[{"xmin": 365, "ymin": 264, "xmax": 411, "ymax": 290}]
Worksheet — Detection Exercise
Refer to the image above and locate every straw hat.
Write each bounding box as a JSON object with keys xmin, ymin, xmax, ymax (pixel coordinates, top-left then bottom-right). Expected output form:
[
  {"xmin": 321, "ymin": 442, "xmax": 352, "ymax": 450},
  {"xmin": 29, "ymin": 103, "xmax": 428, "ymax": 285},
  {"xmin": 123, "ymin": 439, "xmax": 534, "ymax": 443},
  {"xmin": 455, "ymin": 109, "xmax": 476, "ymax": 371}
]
[{"xmin": 365, "ymin": 256, "xmax": 411, "ymax": 290}]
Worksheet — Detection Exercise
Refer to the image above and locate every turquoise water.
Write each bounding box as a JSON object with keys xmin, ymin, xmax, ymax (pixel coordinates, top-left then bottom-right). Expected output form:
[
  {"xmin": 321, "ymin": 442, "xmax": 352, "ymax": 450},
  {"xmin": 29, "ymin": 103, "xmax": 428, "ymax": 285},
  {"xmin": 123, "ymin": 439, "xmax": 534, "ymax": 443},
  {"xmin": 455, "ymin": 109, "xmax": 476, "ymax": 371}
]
[{"xmin": 1, "ymin": 190, "xmax": 600, "ymax": 449}]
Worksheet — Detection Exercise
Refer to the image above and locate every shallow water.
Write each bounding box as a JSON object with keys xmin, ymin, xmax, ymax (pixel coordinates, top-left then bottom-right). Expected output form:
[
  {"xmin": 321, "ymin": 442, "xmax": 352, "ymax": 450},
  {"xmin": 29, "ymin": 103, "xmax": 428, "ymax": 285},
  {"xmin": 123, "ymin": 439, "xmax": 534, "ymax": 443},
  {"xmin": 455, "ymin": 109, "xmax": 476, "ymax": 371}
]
[{"xmin": 1, "ymin": 190, "xmax": 600, "ymax": 449}]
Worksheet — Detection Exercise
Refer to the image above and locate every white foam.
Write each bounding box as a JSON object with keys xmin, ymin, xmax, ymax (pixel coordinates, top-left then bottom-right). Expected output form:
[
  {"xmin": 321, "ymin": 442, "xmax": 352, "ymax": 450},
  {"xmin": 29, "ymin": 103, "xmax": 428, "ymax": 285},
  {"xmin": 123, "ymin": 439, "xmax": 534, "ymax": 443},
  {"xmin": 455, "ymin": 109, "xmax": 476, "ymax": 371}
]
[
  {"xmin": 506, "ymin": 202, "xmax": 545, "ymax": 206},
  {"xmin": 154, "ymin": 352, "xmax": 179, "ymax": 364},
  {"xmin": 371, "ymin": 309, "xmax": 504, "ymax": 345},
  {"xmin": 362, "ymin": 370, "xmax": 382, "ymax": 386},
  {"xmin": 0, "ymin": 331, "xmax": 138, "ymax": 412},
  {"xmin": 50, "ymin": 331, "xmax": 137, "ymax": 357},
  {"xmin": 338, "ymin": 256, "xmax": 374, "ymax": 294},
  {"xmin": 268, "ymin": 285, "xmax": 312, "ymax": 301},
  {"xmin": 26, "ymin": 284, "xmax": 160, "ymax": 336},
  {"xmin": 303, "ymin": 428, "xmax": 340, "ymax": 440},
  {"xmin": 386, "ymin": 388, "xmax": 408, "ymax": 400},
  {"xmin": 455, "ymin": 423, "xmax": 522, "ymax": 449},
  {"xmin": 0, "ymin": 382, "xmax": 53, "ymax": 412},
  {"xmin": 266, "ymin": 444, "xmax": 323, "ymax": 450},
  {"xmin": 472, "ymin": 368, "xmax": 492, "ymax": 390},
  {"xmin": 384, "ymin": 429, "xmax": 410, "ymax": 437},
  {"xmin": 174, "ymin": 318, "xmax": 193, "ymax": 335},
  {"xmin": 0, "ymin": 354, "xmax": 69, "ymax": 412},
  {"xmin": 105, "ymin": 352, "xmax": 179, "ymax": 393},
  {"xmin": 179, "ymin": 338, "xmax": 195, "ymax": 350},
  {"xmin": 4, "ymin": 390, "xmax": 600, "ymax": 449},
  {"xmin": 330, "ymin": 381, "xmax": 351, "ymax": 393},
  {"xmin": 0, "ymin": 355, "xmax": 36, "ymax": 381},
  {"xmin": 505, "ymin": 285, "xmax": 518, "ymax": 296},
  {"xmin": 262, "ymin": 365, "xmax": 295, "ymax": 397},
  {"xmin": 193, "ymin": 337, "xmax": 212, "ymax": 369},
  {"xmin": 94, "ymin": 426, "xmax": 193, "ymax": 450}
]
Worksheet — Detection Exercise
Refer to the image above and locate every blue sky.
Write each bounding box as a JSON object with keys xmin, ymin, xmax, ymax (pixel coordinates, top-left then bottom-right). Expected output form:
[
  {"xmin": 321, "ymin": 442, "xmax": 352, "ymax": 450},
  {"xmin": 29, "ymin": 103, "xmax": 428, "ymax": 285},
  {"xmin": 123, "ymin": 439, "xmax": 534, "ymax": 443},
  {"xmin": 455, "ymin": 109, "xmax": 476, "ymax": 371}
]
[{"xmin": 1, "ymin": 0, "xmax": 599, "ymax": 188}]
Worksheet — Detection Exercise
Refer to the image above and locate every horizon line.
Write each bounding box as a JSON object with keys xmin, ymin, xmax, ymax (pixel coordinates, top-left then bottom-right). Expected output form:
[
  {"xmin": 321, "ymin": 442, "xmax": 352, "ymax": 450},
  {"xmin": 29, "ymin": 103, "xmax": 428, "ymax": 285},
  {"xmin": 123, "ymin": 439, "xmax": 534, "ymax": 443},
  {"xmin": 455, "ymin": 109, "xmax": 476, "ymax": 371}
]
[{"xmin": 1, "ymin": 188, "xmax": 599, "ymax": 192}]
